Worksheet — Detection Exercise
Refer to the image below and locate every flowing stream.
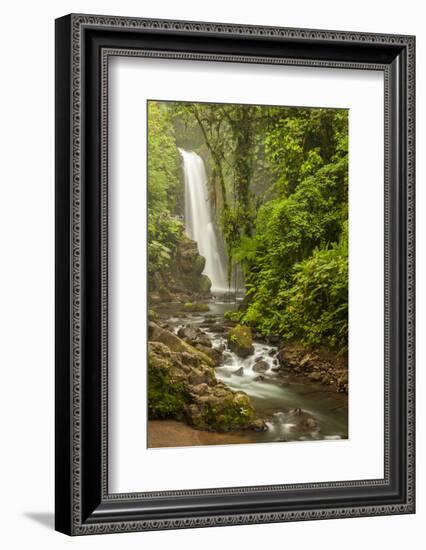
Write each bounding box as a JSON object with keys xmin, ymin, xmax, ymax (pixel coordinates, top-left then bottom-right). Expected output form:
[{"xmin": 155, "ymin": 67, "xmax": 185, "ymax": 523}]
[
  {"xmin": 173, "ymin": 149, "xmax": 348, "ymax": 444},
  {"xmin": 166, "ymin": 302, "xmax": 348, "ymax": 444}
]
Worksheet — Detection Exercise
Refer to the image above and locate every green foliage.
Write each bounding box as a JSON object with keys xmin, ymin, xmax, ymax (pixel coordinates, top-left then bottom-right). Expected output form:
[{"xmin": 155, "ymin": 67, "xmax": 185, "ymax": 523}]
[
  {"xmin": 147, "ymin": 101, "xmax": 182, "ymax": 283},
  {"xmin": 169, "ymin": 102, "xmax": 263, "ymax": 283},
  {"xmin": 235, "ymin": 109, "xmax": 349, "ymax": 353},
  {"xmin": 223, "ymin": 310, "xmax": 240, "ymax": 322},
  {"xmin": 278, "ymin": 229, "xmax": 348, "ymax": 351},
  {"xmin": 264, "ymin": 108, "xmax": 347, "ymax": 194},
  {"xmin": 147, "ymin": 101, "xmax": 180, "ymax": 211},
  {"xmin": 147, "ymin": 215, "xmax": 182, "ymax": 277},
  {"xmin": 149, "ymin": 100, "xmax": 349, "ymax": 354}
]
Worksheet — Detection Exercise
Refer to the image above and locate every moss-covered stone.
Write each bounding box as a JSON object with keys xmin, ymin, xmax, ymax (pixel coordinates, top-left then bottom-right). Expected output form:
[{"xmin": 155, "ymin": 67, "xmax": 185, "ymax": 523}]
[
  {"xmin": 148, "ymin": 230, "xmax": 212, "ymax": 300},
  {"xmin": 147, "ymin": 360, "xmax": 189, "ymax": 420},
  {"xmin": 276, "ymin": 344, "xmax": 349, "ymax": 394},
  {"xmin": 194, "ymin": 344, "xmax": 222, "ymax": 366},
  {"xmin": 198, "ymin": 274, "xmax": 212, "ymax": 294},
  {"xmin": 158, "ymin": 286, "xmax": 174, "ymax": 301},
  {"xmin": 148, "ymin": 322, "xmax": 214, "ymax": 366},
  {"xmin": 227, "ymin": 324, "xmax": 254, "ymax": 357},
  {"xmin": 179, "ymin": 237, "xmax": 205, "ymax": 275},
  {"xmin": 148, "ymin": 309, "xmax": 159, "ymax": 321},
  {"xmin": 147, "ymin": 338, "xmax": 261, "ymax": 432},
  {"xmin": 189, "ymin": 390, "xmax": 256, "ymax": 432}
]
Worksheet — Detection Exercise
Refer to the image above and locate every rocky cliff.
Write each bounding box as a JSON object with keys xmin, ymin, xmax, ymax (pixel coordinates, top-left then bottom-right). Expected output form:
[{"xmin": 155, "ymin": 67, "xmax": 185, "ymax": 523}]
[{"xmin": 149, "ymin": 231, "xmax": 212, "ymax": 306}]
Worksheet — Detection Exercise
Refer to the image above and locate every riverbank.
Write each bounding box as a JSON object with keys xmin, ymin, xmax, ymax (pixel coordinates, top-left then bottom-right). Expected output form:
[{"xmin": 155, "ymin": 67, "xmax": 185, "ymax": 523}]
[
  {"xmin": 276, "ymin": 344, "xmax": 348, "ymax": 393},
  {"xmin": 147, "ymin": 296, "xmax": 348, "ymax": 448},
  {"xmin": 148, "ymin": 420, "xmax": 252, "ymax": 448}
]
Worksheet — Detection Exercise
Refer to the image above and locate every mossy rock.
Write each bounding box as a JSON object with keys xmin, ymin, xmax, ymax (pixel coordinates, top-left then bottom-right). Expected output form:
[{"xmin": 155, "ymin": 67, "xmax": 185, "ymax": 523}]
[
  {"xmin": 227, "ymin": 324, "xmax": 254, "ymax": 357},
  {"xmin": 179, "ymin": 238, "xmax": 205, "ymax": 274},
  {"xmin": 150, "ymin": 233, "xmax": 212, "ymax": 300},
  {"xmin": 193, "ymin": 255, "xmax": 206, "ymax": 276},
  {"xmin": 189, "ymin": 390, "xmax": 257, "ymax": 432},
  {"xmin": 147, "ymin": 340, "xmax": 261, "ymax": 432},
  {"xmin": 147, "ymin": 360, "xmax": 189, "ymax": 420},
  {"xmin": 158, "ymin": 286, "xmax": 174, "ymax": 301},
  {"xmin": 194, "ymin": 344, "xmax": 222, "ymax": 366},
  {"xmin": 147, "ymin": 341, "xmax": 210, "ymax": 421},
  {"xmin": 148, "ymin": 322, "xmax": 213, "ymax": 366},
  {"xmin": 148, "ymin": 309, "xmax": 159, "ymax": 321},
  {"xmin": 197, "ymin": 274, "xmax": 212, "ymax": 294},
  {"xmin": 183, "ymin": 302, "xmax": 210, "ymax": 313}
]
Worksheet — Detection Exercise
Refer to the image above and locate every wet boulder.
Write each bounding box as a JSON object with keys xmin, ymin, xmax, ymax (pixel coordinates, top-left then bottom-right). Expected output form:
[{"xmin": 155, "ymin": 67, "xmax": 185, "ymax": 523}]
[
  {"xmin": 199, "ymin": 318, "xmax": 216, "ymax": 328},
  {"xmin": 286, "ymin": 407, "xmax": 320, "ymax": 434},
  {"xmin": 233, "ymin": 366, "xmax": 244, "ymax": 376},
  {"xmin": 177, "ymin": 324, "xmax": 214, "ymax": 355},
  {"xmin": 196, "ymin": 335, "xmax": 213, "ymax": 348},
  {"xmin": 222, "ymin": 352, "xmax": 234, "ymax": 366},
  {"xmin": 148, "ymin": 322, "xmax": 213, "ymax": 367},
  {"xmin": 251, "ymin": 419, "xmax": 267, "ymax": 431},
  {"xmin": 177, "ymin": 324, "xmax": 200, "ymax": 342},
  {"xmin": 195, "ymin": 344, "xmax": 222, "ymax": 366},
  {"xmin": 253, "ymin": 360, "xmax": 269, "ymax": 373},
  {"xmin": 215, "ymin": 343, "xmax": 227, "ymax": 353},
  {"xmin": 266, "ymin": 334, "xmax": 281, "ymax": 345},
  {"xmin": 300, "ymin": 417, "xmax": 319, "ymax": 432},
  {"xmin": 210, "ymin": 323, "xmax": 228, "ymax": 333},
  {"xmin": 227, "ymin": 324, "xmax": 254, "ymax": 358}
]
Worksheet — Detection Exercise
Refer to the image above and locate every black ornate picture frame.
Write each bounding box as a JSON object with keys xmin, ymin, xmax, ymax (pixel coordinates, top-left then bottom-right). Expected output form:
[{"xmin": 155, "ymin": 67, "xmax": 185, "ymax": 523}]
[{"xmin": 55, "ymin": 13, "xmax": 415, "ymax": 535}]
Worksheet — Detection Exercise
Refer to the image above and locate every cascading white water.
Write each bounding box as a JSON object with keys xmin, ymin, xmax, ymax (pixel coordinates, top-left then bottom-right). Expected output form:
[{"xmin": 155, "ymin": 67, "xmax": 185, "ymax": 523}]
[{"xmin": 179, "ymin": 148, "xmax": 229, "ymax": 293}]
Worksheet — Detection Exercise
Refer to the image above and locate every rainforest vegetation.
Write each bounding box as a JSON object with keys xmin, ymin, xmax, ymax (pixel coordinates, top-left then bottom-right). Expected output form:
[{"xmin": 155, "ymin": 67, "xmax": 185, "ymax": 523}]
[
  {"xmin": 146, "ymin": 100, "xmax": 349, "ymax": 447},
  {"xmin": 148, "ymin": 100, "xmax": 348, "ymax": 353}
]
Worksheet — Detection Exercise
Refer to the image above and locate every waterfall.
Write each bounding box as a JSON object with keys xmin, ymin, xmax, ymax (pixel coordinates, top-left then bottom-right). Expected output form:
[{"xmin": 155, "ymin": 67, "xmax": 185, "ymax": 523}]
[{"xmin": 178, "ymin": 149, "xmax": 229, "ymax": 293}]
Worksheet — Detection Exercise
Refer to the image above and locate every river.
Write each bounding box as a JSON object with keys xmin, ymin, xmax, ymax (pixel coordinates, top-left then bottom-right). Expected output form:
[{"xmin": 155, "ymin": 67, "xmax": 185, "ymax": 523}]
[
  {"xmin": 153, "ymin": 149, "xmax": 348, "ymax": 446},
  {"xmin": 160, "ymin": 296, "xmax": 348, "ymax": 446}
]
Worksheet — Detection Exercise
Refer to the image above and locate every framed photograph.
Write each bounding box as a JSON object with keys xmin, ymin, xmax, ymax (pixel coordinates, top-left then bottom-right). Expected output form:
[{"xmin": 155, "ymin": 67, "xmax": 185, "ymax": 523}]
[{"xmin": 55, "ymin": 14, "xmax": 415, "ymax": 535}]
